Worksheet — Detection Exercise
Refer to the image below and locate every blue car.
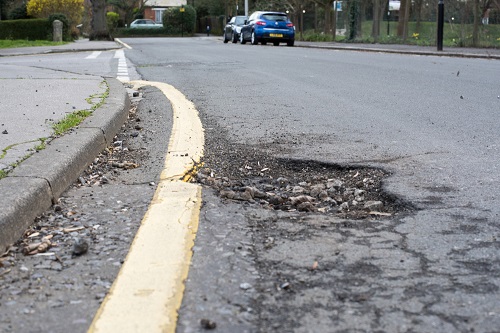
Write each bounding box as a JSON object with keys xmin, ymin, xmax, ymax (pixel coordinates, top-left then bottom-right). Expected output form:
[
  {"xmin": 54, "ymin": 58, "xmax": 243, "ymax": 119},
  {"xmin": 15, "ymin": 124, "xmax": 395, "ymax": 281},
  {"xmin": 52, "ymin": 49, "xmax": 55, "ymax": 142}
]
[{"xmin": 239, "ymin": 11, "xmax": 295, "ymax": 46}]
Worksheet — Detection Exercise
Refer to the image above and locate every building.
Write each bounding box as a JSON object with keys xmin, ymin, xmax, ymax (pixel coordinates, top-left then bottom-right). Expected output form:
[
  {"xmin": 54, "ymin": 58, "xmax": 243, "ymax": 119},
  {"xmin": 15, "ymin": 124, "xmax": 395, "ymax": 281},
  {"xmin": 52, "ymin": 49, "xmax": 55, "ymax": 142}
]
[{"xmin": 142, "ymin": 0, "xmax": 186, "ymax": 24}]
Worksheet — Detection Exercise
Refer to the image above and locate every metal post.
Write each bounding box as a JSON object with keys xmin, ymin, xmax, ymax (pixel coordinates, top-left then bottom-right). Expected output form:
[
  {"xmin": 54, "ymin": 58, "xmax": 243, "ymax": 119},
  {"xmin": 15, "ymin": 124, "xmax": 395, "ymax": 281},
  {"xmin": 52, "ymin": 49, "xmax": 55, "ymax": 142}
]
[
  {"xmin": 437, "ymin": 0, "xmax": 444, "ymax": 51},
  {"xmin": 387, "ymin": 11, "xmax": 390, "ymax": 35},
  {"xmin": 180, "ymin": 5, "xmax": 185, "ymax": 37},
  {"xmin": 301, "ymin": 9, "xmax": 305, "ymax": 40}
]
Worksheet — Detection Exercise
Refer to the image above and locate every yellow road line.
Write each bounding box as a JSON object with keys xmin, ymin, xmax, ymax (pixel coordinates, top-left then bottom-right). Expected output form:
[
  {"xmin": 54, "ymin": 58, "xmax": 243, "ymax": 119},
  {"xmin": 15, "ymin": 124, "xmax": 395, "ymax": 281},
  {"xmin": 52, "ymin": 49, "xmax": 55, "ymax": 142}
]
[{"xmin": 88, "ymin": 81, "xmax": 204, "ymax": 333}]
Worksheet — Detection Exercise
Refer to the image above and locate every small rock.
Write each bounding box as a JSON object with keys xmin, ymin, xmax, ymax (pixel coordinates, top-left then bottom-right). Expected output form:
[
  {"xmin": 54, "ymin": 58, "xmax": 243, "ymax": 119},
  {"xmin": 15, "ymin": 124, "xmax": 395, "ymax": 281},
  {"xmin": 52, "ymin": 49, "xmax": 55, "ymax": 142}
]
[
  {"xmin": 327, "ymin": 179, "xmax": 344, "ymax": 190},
  {"xmin": 2, "ymin": 130, "xmax": 8, "ymax": 134},
  {"xmin": 237, "ymin": 190, "xmax": 254, "ymax": 202},
  {"xmin": 72, "ymin": 238, "xmax": 89, "ymax": 256},
  {"xmin": 280, "ymin": 282, "xmax": 291, "ymax": 290},
  {"xmin": 339, "ymin": 202, "xmax": 349, "ymax": 211},
  {"xmin": 200, "ymin": 319, "xmax": 217, "ymax": 329},
  {"xmin": 220, "ymin": 190, "xmax": 236, "ymax": 199},
  {"xmin": 276, "ymin": 177, "xmax": 289, "ymax": 186},
  {"xmin": 240, "ymin": 282, "xmax": 252, "ymax": 290},
  {"xmin": 297, "ymin": 202, "xmax": 316, "ymax": 212},
  {"xmin": 310, "ymin": 184, "xmax": 326, "ymax": 197},
  {"xmin": 318, "ymin": 191, "xmax": 329, "ymax": 201},
  {"xmin": 364, "ymin": 200, "xmax": 384, "ymax": 211}
]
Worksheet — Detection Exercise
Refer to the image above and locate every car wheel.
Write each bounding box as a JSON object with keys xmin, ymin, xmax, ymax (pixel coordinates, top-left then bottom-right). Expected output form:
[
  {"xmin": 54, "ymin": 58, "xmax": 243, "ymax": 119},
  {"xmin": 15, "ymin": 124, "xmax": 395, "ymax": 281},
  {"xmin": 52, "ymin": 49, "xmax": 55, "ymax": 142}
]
[
  {"xmin": 232, "ymin": 32, "xmax": 238, "ymax": 43},
  {"xmin": 240, "ymin": 32, "xmax": 246, "ymax": 44},
  {"xmin": 251, "ymin": 31, "xmax": 258, "ymax": 45},
  {"xmin": 287, "ymin": 40, "xmax": 294, "ymax": 47},
  {"xmin": 223, "ymin": 32, "xmax": 229, "ymax": 43},
  {"xmin": 273, "ymin": 42, "xmax": 279, "ymax": 46}
]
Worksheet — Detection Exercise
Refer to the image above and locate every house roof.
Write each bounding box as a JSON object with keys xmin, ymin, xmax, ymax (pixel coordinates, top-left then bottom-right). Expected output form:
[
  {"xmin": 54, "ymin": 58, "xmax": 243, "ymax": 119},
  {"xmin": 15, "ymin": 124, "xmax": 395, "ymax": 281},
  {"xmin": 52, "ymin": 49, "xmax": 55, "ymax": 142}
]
[{"xmin": 145, "ymin": 0, "xmax": 186, "ymax": 7}]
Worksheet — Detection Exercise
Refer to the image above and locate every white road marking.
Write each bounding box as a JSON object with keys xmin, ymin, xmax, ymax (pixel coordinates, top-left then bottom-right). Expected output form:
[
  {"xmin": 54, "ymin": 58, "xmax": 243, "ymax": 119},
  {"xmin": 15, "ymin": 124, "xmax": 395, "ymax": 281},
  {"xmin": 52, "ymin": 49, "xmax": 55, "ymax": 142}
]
[
  {"xmin": 85, "ymin": 51, "xmax": 102, "ymax": 59},
  {"xmin": 88, "ymin": 81, "xmax": 204, "ymax": 333},
  {"xmin": 115, "ymin": 38, "xmax": 132, "ymax": 49},
  {"xmin": 114, "ymin": 50, "xmax": 130, "ymax": 82}
]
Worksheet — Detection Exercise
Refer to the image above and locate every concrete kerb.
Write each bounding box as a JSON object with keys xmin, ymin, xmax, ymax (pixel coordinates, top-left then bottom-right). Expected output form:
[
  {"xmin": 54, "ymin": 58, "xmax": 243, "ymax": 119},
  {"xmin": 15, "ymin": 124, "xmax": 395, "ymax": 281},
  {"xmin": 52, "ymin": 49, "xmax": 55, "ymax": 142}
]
[
  {"xmin": 0, "ymin": 78, "xmax": 130, "ymax": 251},
  {"xmin": 296, "ymin": 43, "xmax": 500, "ymax": 60}
]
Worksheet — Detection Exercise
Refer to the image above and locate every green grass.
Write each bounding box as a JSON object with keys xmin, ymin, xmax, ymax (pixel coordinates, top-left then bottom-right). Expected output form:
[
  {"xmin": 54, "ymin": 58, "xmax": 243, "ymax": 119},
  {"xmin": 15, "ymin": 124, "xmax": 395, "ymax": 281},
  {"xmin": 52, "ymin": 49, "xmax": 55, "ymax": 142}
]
[
  {"xmin": 302, "ymin": 21, "xmax": 500, "ymax": 48},
  {"xmin": 52, "ymin": 110, "xmax": 92, "ymax": 136},
  {"xmin": 52, "ymin": 81, "xmax": 109, "ymax": 136},
  {"xmin": 0, "ymin": 40, "xmax": 67, "ymax": 49}
]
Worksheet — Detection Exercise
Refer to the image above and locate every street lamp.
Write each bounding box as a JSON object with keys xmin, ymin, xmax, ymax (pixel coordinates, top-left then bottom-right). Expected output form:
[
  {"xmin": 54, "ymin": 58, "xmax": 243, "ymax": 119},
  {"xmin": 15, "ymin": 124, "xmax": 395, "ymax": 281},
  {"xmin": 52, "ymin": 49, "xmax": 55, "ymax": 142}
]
[
  {"xmin": 180, "ymin": 5, "xmax": 185, "ymax": 37},
  {"xmin": 301, "ymin": 9, "xmax": 305, "ymax": 40}
]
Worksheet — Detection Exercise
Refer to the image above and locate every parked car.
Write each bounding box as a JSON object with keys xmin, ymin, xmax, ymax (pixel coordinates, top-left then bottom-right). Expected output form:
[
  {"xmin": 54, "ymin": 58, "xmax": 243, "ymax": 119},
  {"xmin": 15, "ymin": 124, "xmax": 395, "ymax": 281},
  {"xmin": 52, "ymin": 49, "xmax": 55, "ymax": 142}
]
[
  {"xmin": 129, "ymin": 19, "xmax": 163, "ymax": 29},
  {"xmin": 223, "ymin": 16, "xmax": 247, "ymax": 43},
  {"xmin": 239, "ymin": 11, "xmax": 295, "ymax": 46}
]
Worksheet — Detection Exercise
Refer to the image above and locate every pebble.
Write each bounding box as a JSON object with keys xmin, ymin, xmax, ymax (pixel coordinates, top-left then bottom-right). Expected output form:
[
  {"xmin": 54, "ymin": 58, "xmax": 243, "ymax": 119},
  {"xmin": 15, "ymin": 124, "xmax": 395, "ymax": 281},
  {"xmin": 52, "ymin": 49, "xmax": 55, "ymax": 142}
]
[
  {"xmin": 240, "ymin": 282, "xmax": 252, "ymax": 290},
  {"xmin": 200, "ymin": 319, "xmax": 217, "ymax": 329},
  {"xmin": 364, "ymin": 200, "xmax": 384, "ymax": 211},
  {"xmin": 72, "ymin": 238, "xmax": 89, "ymax": 256}
]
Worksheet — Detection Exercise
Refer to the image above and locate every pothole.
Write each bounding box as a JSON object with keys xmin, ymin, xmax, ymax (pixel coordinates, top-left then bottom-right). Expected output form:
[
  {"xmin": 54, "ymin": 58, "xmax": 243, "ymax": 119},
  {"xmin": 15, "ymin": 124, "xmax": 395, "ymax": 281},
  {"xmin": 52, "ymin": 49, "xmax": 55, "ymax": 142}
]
[{"xmin": 194, "ymin": 144, "xmax": 414, "ymax": 220}]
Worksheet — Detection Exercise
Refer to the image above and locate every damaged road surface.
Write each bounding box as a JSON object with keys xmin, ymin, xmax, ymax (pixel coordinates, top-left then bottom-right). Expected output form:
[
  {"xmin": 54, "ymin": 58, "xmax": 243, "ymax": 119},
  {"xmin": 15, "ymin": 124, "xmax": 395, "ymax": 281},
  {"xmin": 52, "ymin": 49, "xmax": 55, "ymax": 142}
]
[{"xmin": 2, "ymin": 38, "xmax": 500, "ymax": 333}]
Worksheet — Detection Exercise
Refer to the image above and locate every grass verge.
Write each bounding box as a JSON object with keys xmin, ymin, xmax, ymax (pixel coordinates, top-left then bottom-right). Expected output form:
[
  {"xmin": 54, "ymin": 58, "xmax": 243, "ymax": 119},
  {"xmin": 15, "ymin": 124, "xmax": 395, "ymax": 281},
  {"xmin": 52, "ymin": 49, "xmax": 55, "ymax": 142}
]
[
  {"xmin": 52, "ymin": 81, "xmax": 109, "ymax": 136},
  {"xmin": 0, "ymin": 40, "xmax": 68, "ymax": 49}
]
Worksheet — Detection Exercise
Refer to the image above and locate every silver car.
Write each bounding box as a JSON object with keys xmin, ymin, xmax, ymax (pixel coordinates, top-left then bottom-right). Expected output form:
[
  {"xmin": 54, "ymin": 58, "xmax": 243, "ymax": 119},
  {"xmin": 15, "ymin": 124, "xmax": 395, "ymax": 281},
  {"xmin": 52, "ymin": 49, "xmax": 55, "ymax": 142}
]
[
  {"xmin": 129, "ymin": 19, "xmax": 163, "ymax": 29},
  {"xmin": 223, "ymin": 16, "xmax": 247, "ymax": 43}
]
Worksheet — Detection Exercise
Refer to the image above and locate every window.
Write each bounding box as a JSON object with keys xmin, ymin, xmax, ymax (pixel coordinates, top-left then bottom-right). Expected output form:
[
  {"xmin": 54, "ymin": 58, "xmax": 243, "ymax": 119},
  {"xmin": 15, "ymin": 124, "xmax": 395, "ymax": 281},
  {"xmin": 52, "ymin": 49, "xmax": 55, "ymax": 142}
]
[{"xmin": 154, "ymin": 9, "xmax": 165, "ymax": 23}]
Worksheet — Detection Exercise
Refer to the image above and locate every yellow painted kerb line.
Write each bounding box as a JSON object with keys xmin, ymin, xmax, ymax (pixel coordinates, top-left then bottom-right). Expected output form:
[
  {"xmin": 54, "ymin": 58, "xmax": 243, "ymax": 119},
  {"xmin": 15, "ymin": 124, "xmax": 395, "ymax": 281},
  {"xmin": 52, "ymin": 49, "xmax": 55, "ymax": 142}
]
[{"xmin": 88, "ymin": 81, "xmax": 204, "ymax": 333}]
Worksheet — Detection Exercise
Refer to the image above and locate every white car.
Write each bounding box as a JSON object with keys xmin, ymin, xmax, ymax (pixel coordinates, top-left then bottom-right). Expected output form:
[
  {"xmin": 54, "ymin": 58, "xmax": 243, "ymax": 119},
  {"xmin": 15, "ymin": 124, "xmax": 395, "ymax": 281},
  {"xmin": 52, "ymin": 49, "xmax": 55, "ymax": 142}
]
[{"xmin": 129, "ymin": 19, "xmax": 163, "ymax": 29}]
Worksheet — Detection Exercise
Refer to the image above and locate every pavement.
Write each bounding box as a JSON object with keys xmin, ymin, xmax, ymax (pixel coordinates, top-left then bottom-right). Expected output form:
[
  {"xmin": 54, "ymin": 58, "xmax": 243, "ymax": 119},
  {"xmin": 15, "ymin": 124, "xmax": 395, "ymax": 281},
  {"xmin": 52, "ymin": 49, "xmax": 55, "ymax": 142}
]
[{"xmin": 0, "ymin": 37, "xmax": 499, "ymax": 250}]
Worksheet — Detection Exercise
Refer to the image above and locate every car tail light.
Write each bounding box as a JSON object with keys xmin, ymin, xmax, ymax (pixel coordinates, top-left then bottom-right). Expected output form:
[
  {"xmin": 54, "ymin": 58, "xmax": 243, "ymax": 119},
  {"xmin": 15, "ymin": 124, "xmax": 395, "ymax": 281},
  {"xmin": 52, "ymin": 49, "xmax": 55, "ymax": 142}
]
[
  {"xmin": 256, "ymin": 21, "xmax": 266, "ymax": 26},
  {"xmin": 286, "ymin": 23, "xmax": 294, "ymax": 28}
]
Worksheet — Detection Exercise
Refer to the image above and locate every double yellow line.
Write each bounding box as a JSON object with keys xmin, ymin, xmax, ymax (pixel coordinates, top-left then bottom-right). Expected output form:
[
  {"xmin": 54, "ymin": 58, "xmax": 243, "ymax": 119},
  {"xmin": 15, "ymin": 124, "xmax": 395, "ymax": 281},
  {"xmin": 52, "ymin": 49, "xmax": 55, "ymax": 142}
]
[{"xmin": 88, "ymin": 81, "xmax": 204, "ymax": 333}]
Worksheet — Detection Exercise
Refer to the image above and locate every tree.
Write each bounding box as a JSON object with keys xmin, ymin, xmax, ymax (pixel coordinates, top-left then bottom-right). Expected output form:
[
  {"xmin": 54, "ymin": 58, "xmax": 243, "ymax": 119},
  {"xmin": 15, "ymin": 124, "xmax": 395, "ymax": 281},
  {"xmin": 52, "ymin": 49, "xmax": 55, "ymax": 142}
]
[
  {"xmin": 371, "ymin": 0, "xmax": 386, "ymax": 41},
  {"xmin": 312, "ymin": 0, "xmax": 333, "ymax": 35},
  {"xmin": 89, "ymin": 0, "xmax": 111, "ymax": 40},
  {"xmin": 472, "ymin": 0, "xmax": 480, "ymax": 45},
  {"xmin": 0, "ymin": 0, "xmax": 16, "ymax": 20},
  {"xmin": 396, "ymin": 0, "xmax": 410, "ymax": 40},
  {"xmin": 347, "ymin": 0, "xmax": 361, "ymax": 40},
  {"xmin": 26, "ymin": 0, "xmax": 83, "ymax": 26},
  {"xmin": 108, "ymin": 0, "xmax": 137, "ymax": 27}
]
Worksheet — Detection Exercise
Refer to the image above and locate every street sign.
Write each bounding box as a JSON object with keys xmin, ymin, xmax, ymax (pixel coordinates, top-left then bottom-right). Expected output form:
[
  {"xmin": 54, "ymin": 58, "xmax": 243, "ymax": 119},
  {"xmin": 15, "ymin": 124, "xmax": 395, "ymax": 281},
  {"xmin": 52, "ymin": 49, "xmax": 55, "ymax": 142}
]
[
  {"xmin": 389, "ymin": 0, "xmax": 400, "ymax": 11},
  {"xmin": 333, "ymin": 1, "xmax": 342, "ymax": 11}
]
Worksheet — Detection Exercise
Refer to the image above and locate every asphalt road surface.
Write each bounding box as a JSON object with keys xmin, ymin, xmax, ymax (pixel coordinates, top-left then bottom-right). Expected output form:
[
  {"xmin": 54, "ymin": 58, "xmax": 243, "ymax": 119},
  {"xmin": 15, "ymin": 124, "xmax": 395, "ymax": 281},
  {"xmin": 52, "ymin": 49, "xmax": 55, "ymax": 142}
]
[
  {"xmin": 124, "ymin": 37, "xmax": 500, "ymax": 333},
  {"xmin": 1, "ymin": 37, "xmax": 500, "ymax": 333}
]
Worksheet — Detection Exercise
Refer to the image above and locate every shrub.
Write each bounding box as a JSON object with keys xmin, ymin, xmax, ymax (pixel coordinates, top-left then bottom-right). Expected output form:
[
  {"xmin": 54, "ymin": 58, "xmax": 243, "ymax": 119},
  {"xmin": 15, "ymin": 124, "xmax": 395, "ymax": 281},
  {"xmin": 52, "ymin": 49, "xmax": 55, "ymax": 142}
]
[
  {"xmin": 9, "ymin": 5, "xmax": 30, "ymax": 20},
  {"xmin": 0, "ymin": 18, "xmax": 50, "ymax": 40},
  {"xmin": 26, "ymin": 0, "xmax": 83, "ymax": 27},
  {"xmin": 107, "ymin": 11, "xmax": 120, "ymax": 35},
  {"xmin": 162, "ymin": 5, "xmax": 196, "ymax": 34}
]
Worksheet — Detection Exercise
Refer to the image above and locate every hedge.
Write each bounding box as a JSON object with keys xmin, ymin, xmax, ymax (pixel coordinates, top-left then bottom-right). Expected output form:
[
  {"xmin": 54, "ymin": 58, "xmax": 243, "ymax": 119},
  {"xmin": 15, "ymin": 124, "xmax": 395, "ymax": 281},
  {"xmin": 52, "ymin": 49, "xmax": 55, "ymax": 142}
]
[{"xmin": 0, "ymin": 19, "xmax": 50, "ymax": 40}]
